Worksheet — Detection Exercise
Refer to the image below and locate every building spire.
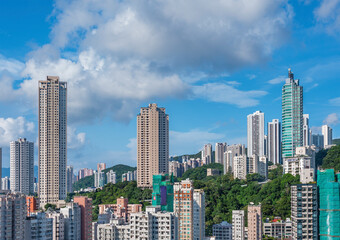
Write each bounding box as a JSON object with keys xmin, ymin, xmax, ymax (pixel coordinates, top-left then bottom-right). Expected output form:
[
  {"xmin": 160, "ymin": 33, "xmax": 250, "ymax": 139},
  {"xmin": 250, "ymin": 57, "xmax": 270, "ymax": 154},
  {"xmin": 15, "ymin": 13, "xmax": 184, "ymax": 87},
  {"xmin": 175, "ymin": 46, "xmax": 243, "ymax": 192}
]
[{"xmin": 288, "ymin": 68, "xmax": 294, "ymax": 80}]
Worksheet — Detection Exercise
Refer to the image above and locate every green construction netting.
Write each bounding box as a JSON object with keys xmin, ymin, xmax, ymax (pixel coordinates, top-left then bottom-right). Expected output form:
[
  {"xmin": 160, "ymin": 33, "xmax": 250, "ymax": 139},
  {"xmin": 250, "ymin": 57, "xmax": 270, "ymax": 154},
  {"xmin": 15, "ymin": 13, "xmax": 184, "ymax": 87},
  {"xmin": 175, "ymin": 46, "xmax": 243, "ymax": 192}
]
[{"xmin": 317, "ymin": 169, "xmax": 340, "ymax": 239}]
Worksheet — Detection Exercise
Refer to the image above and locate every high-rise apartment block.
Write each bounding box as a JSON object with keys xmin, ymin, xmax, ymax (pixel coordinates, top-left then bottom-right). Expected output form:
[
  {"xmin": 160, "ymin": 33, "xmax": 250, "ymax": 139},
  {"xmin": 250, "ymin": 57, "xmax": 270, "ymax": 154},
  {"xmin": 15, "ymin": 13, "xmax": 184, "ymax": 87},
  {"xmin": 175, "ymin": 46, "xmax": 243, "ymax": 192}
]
[
  {"xmin": 10, "ymin": 138, "xmax": 34, "ymax": 195},
  {"xmin": 317, "ymin": 169, "xmax": 340, "ymax": 240},
  {"xmin": 213, "ymin": 221, "xmax": 232, "ymax": 240},
  {"xmin": 215, "ymin": 143, "xmax": 227, "ymax": 164},
  {"xmin": 78, "ymin": 168, "xmax": 94, "ymax": 179},
  {"xmin": 46, "ymin": 209, "xmax": 65, "ymax": 240},
  {"xmin": 97, "ymin": 163, "xmax": 106, "ymax": 172},
  {"xmin": 233, "ymin": 155, "xmax": 247, "ymax": 180},
  {"xmin": 60, "ymin": 202, "xmax": 81, "ymax": 240},
  {"xmin": 106, "ymin": 170, "xmax": 116, "ymax": 184},
  {"xmin": 291, "ymin": 184, "xmax": 318, "ymax": 240},
  {"xmin": 25, "ymin": 212, "xmax": 53, "ymax": 240},
  {"xmin": 174, "ymin": 179, "xmax": 194, "ymax": 240},
  {"xmin": 137, "ymin": 103, "xmax": 169, "ymax": 188},
  {"xmin": 66, "ymin": 165, "xmax": 73, "ymax": 193},
  {"xmin": 224, "ymin": 144, "xmax": 245, "ymax": 174},
  {"xmin": 247, "ymin": 111, "xmax": 265, "ymax": 157},
  {"xmin": 74, "ymin": 196, "xmax": 92, "ymax": 240},
  {"xmin": 0, "ymin": 191, "xmax": 26, "ymax": 239},
  {"xmin": 303, "ymin": 114, "xmax": 311, "ymax": 146},
  {"xmin": 94, "ymin": 170, "xmax": 105, "ymax": 188},
  {"xmin": 39, "ymin": 76, "xmax": 67, "ymax": 205},
  {"xmin": 312, "ymin": 134, "xmax": 324, "ymax": 149},
  {"xmin": 247, "ymin": 203, "xmax": 262, "ymax": 240},
  {"xmin": 0, "ymin": 148, "xmax": 2, "ymax": 189},
  {"xmin": 258, "ymin": 156, "xmax": 268, "ymax": 179},
  {"xmin": 321, "ymin": 125, "xmax": 333, "ymax": 148},
  {"xmin": 267, "ymin": 119, "xmax": 281, "ymax": 164},
  {"xmin": 202, "ymin": 144, "xmax": 212, "ymax": 165},
  {"xmin": 193, "ymin": 189, "xmax": 205, "ymax": 240},
  {"xmin": 232, "ymin": 210, "xmax": 245, "ymax": 240},
  {"xmin": 282, "ymin": 69, "xmax": 303, "ymax": 158}
]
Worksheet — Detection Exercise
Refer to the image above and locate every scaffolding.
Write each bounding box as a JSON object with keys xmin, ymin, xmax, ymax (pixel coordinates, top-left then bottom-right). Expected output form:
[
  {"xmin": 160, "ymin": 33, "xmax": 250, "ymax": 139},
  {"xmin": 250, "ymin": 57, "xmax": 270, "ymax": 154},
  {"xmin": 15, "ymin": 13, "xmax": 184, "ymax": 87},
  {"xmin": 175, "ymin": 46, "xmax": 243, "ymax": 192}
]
[
  {"xmin": 317, "ymin": 169, "xmax": 340, "ymax": 240},
  {"xmin": 151, "ymin": 174, "xmax": 174, "ymax": 212}
]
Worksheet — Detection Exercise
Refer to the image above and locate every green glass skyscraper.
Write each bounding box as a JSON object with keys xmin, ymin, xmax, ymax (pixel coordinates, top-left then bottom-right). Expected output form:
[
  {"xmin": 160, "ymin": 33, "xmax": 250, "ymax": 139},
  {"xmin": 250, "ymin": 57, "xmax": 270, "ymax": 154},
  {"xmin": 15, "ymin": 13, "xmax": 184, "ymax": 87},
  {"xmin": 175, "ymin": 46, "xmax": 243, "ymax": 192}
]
[{"xmin": 282, "ymin": 69, "xmax": 303, "ymax": 158}]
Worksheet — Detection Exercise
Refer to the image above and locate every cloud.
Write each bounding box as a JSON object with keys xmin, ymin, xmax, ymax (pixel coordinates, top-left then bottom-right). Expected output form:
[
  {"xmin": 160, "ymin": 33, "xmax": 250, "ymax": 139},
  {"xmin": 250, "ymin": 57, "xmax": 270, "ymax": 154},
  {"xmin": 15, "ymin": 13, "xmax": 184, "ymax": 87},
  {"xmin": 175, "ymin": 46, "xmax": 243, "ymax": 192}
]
[
  {"xmin": 268, "ymin": 75, "xmax": 286, "ymax": 84},
  {"xmin": 330, "ymin": 97, "xmax": 340, "ymax": 106},
  {"xmin": 67, "ymin": 126, "xmax": 86, "ymax": 149},
  {"xmin": 170, "ymin": 129, "xmax": 225, "ymax": 156},
  {"xmin": 314, "ymin": 0, "xmax": 340, "ymax": 34},
  {"xmin": 0, "ymin": 117, "xmax": 35, "ymax": 146},
  {"xmin": 323, "ymin": 113, "xmax": 339, "ymax": 126},
  {"xmin": 0, "ymin": 55, "xmax": 25, "ymax": 75},
  {"xmin": 193, "ymin": 83, "xmax": 267, "ymax": 107}
]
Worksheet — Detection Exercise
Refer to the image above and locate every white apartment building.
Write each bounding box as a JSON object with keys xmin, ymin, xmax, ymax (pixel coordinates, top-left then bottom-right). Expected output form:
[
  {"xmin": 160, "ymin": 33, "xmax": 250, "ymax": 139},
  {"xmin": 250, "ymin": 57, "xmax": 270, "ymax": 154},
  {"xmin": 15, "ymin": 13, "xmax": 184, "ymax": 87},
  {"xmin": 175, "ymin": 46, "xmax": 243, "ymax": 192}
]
[
  {"xmin": 263, "ymin": 218, "xmax": 292, "ymax": 239},
  {"xmin": 10, "ymin": 138, "xmax": 34, "ymax": 195},
  {"xmin": 97, "ymin": 218, "xmax": 130, "ymax": 240},
  {"xmin": 322, "ymin": 124, "xmax": 332, "ymax": 148},
  {"xmin": 193, "ymin": 189, "xmax": 205, "ymax": 240},
  {"xmin": 224, "ymin": 144, "xmax": 246, "ymax": 174},
  {"xmin": 39, "ymin": 76, "xmax": 67, "ymax": 205},
  {"xmin": 215, "ymin": 143, "xmax": 227, "ymax": 164},
  {"xmin": 247, "ymin": 111, "xmax": 265, "ymax": 157},
  {"xmin": 247, "ymin": 155, "xmax": 259, "ymax": 175},
  {"xmin": 1, "ymin": 177, "xmax": 10, "ymax": 190},
  {"xmin": 233, "ymin": 155, "xmax": 247, "ymax": 180},
  {"xmin": 106, "ymin": 170, "xmax": 116, "ymax": 184},
  {"xmin": 60, "ymin": 202, "xmax": 81, "ymax": 240},
  {"xmin": 212, "ymin": 221, "xmax": 232, "ymax": 240},
  {"xmin": 25, "ymin": 212, "xmax": 53, "ymax": 240},
  {"xmin": 303, "ymin": 114, "xmax": 311, "ymax": 146},
  {"xmin": 232, "ymin": 210, "xmax": 245, "ymax": 240},
  {"xmin": 0, "ymin": 191, "xmax": 26, "ymax": 240},
  {"xmin": 267, "ymin": 119, "xmax": 281, "ymax": 164}
]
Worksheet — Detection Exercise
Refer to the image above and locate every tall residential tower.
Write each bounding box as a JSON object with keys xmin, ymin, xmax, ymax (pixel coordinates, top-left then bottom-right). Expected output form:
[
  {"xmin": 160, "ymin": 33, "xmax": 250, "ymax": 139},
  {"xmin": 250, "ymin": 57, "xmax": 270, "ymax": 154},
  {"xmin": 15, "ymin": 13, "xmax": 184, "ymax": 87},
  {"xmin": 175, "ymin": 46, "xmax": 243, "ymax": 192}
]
[
  {"xmin": 282, "ymin": 69, "xmax": 303, "ymax": 158},
  {"xmin": 267, "ymin": 119, "xmax": 281, "ymax": 164},
  {"xmin": 137, "ymin": 103, "xmax": 169, "ymax": 188},
  {"xmin": 10, "ymin": 138, "xmax": 34, "ymax": 195},
  {"xmin": 38, "ymin": 76, "xmax": 67, "ymax": 205},
  {"xmin": 247, "ymin": 111, "xmax": 265, "ymax": 157}
]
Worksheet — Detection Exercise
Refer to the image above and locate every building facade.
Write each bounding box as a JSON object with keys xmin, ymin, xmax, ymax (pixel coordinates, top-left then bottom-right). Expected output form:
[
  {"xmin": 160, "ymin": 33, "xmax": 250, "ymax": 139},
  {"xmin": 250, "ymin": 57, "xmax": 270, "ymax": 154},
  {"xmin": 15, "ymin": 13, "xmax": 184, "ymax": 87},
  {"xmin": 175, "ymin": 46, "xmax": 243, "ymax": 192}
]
[
  {"xmin": 321, "ymin": 125, "xmax": 332, "ymax": 148},
  {"xmin": 10, "ymin": 138, "xmax": 34, "ymax": 195},
  {"xmin": 202, "ymin": 144, "xmax": 213, "ymax": 165},
  {"xmin": 303, "ymin": 114, "xmax": 311, "ymax": 146},
  {"xmin": 66, "ymin": 165, "xmax": 74, "ymax": 193},
  {"xmin": 232, "ymin": 210, "xmax": 245, "ymax": 240},
  {"xmin": 247, "ymin": 111, "xmax": 265, "ymax": 157},
  {"xmin": 263, "ymin": 218, "xmax": 292, "ymax": 239},
  {"xmin": 233, "ymin": 155, "xmax": 247, "ymax": 180},
  {"xmin": 60, "ymin": 202, "xmax": 81, "ymax": 240},
  {"xmin": 193, "ymin": 189, "xmax": 205, "ymax": 240},
  {"xmin": 74, "ymin": 196, "xmax": 92, "ymax": 240},
  {"xmin": 282, "ymin": 69, "xmax": 303, "ymax": 158},
  {"xmin": 247, "ymin": 204, "xmax": 262, "ymax": 240},
  {"xmin": 267, "ymin": 119, "xmax": 281, "ymax": 164},
  {"xmin": 213, "ymin": 221, "xmax": 232, "ymax": 240},
  {"xmin": 291, "ymin": 184, "xmax": 318, "ymax": 240},
  {"xmin": 25, "ymin": 212, "xmax": 53, "ymax": 240},
  {"xmin": 106, "ymin": 170, "xmax": 116, "ymax": 184},
  {"xmin": 39, "ymin": 76, "xmax": 67, "ymax": 205},
  {"xmin": 137, "ymin": 103, "xmax": 169, "ymax": 188},
  {"xmin": 215, "ymin": 143, "xmax": 227, "ymax": 164}
]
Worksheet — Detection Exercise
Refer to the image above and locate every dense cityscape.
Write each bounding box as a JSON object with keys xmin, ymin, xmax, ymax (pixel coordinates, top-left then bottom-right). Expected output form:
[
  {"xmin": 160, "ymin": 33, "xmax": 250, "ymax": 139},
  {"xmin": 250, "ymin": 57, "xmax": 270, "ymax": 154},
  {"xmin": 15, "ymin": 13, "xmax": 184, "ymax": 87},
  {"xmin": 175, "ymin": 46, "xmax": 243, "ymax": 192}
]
[
  {"xmin": 0, "ymin": 68, "xmax": 338, "ymax": 240},
  {"xmin": 1, "ymin": 1, "xmax": 340, "ymax": 240}
]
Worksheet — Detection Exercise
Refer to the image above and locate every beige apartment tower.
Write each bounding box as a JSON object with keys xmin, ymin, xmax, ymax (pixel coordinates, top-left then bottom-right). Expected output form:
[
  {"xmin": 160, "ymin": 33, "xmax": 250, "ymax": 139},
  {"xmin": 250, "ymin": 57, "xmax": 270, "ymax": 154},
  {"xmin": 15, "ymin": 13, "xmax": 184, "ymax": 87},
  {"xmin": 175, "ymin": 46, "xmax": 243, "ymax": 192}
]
[
  {"xmin": 38, "ymin": 76, "xmax": 67, "ymax": 206},
  {"xmin": 248, "ymin": 203, "xmax": 262, "ymax": 240},
  {"xmin": 137, "ymin": 103, "xmax": 169, "ymax": 188}
]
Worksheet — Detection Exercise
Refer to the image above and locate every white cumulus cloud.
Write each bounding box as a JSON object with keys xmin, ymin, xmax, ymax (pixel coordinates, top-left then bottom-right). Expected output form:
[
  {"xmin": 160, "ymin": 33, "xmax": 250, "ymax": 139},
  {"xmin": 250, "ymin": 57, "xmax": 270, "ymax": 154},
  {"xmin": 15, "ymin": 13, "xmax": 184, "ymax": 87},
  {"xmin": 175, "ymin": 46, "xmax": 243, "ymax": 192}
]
[
  {"xmin": 323, "ymin": 113, "xmax": 339, "ymax": 126},
  {"xmin": 0, "ymin": 117, "xmax": 35, "ymax": 146}
]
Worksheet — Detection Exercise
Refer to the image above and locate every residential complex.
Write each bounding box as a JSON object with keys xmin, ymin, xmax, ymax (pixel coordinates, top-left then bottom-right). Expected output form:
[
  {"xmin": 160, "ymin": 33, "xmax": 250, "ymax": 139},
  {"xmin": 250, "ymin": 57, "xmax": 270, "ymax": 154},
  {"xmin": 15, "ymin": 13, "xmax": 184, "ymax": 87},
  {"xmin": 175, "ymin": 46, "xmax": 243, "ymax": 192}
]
[
  {"xmin": 232, "ymin": 210, "xmax": 245, "ymax": 240},
  {"xmin": 10, "ymin": 138, "xmax": 34, "ymax": 195},
  {"xmin": 215, "ymin": 142, "xmax": 227, "ymax": 164},
  {"xmin": 137, "ymin": 103, "xmax": 169, "ymax": 188},
  {"xmin": 202, "ymin": 143, "xmax": 213, "ymax": 165},
  {"xmin": 38, "ymin": 76, "xmax": 67, "ymax": 205},
  {"xmin": 267, "ymin": 119, "xmax": 281, "ymax": 164},
  {"xmin": 247, "ymin": 111, "xmax": 265, "ymax": 157}
]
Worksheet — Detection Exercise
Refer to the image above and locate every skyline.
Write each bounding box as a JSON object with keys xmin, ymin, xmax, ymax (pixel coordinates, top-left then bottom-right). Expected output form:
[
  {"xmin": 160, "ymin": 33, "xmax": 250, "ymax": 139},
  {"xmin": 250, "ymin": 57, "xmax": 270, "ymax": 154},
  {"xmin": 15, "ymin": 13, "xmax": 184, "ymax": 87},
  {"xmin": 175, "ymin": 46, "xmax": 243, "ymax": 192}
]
[{"xmin": 1, "ymin": 0, "xmax": 340, "ymax": 170}]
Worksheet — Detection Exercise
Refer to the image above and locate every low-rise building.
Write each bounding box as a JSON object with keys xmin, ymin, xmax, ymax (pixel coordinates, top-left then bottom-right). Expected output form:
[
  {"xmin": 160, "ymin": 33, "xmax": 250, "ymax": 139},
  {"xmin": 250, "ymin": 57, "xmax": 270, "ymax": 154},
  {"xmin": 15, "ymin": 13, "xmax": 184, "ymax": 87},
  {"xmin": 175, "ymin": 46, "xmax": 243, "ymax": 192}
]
[
  {"xmin": 212, "ymin": 221, "xmax": 232, "ymax": 240},
  {"xmin": 207, "ymin": 168, "xmax": 220, "ymax": 176},
  {"xmin": 263, "ymin": 218, "xmax": 292, "ymax": 239}
]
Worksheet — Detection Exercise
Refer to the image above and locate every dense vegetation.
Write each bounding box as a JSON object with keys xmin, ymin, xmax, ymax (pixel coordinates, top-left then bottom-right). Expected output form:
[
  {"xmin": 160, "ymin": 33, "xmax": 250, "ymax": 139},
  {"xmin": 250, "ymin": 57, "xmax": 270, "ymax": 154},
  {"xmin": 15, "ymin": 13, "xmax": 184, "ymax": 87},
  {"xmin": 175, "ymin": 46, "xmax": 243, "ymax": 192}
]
[
  {"xmin": 332, "ymin": 138, "xmax": 340, "ymax": 146},
  {"xmin": 180, "ymin": 163, "xmax": 223, "ymax": 180},
  {"xmin": 172, "ymin": 151, "xmax": 215, "ymax": 162},
  {"xmin": 73, "ymin": 164, "xmax": 136, "ymax": 191},
  {"xmin": 321, "ymin": 144, "xmax": 340, "ymax": 172}
]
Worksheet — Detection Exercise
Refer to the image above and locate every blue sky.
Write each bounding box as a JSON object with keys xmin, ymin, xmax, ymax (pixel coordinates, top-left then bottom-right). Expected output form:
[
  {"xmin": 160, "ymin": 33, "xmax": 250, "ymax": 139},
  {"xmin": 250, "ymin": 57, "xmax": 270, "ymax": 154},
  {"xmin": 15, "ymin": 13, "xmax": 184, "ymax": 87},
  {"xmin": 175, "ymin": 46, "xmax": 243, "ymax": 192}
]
[{"xmin": 0, "ymin": 0, "xmax": 340, "ymax": 171}]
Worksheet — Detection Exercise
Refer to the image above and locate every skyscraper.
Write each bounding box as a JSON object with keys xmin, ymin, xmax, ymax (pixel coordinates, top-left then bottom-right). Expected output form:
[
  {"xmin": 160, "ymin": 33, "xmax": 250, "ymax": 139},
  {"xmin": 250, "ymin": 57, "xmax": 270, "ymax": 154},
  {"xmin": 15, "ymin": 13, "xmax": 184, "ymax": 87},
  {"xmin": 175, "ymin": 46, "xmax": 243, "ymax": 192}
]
[
  {"xmin": 202, "ymin": 143, "xmax": 212, "ymax": 165},
  {"xmin": 247, "ymin": 111, "xmax": 265, "ymax": 157},
  {"xmin": 193, "ymin": 189, "xmax": 205, "ymax": 240},
  {"xmin": 215, "ymin": 143, "xmax": 227, "ymax": 164},
  {"xmin": 137, "ymin": 103, "xmax": 169, "ymax": 188},
  {"xmin": 303, "ymin": 114, "xmax": 311, "ymax": 146},
  {"xmin": 248, "ymin": 203, "xmax": 262, "ymax": 240},
  {"xmin": 39, "ymin": 76, "xmax": 67, "ymax": 205},
  {"xmin": 321, "ymin": 125, "xmax": 333, "ymax": 148},
  {"xmin": 10, "ymin": 138, "xmax": 34, "ymax": 195},
  {"xmin": 282, "ymin": 69, "xmax": 303, "ymax": 158},
  {"xmin": 66, "ymin": 166, "xmax": 73, "ymax": 193},
  {"xmin": 267, "ymin": 119, "xmax": 281, "ymax": 164}
]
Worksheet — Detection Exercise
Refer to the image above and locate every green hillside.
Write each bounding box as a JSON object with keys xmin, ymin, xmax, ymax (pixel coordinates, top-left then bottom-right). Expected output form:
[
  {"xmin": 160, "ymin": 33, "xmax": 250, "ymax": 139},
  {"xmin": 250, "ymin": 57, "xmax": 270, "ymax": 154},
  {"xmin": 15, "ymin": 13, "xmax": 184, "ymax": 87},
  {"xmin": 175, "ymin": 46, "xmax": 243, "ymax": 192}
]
[
  {"xmin": 322, "ymin": 144, "xmax": 340, "ymax": 172},
  {"xmin": 73, "ymin": 164, "xmax": 136, "ymax": 191},
  {"xmin": 332, "ymin": 138, "xmax": 340, "ymax": 146},
  {"xmin": 172, "ymin": 151, "xmax": 216, "ymax": 162}
]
